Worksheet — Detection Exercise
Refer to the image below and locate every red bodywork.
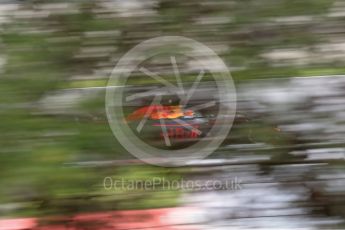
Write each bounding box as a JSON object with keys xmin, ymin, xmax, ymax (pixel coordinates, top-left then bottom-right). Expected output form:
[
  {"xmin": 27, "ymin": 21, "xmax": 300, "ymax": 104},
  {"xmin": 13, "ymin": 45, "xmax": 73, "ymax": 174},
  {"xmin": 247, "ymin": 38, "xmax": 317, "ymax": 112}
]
[{"xmin": 126, "ymin": 105, "xmax": 194, "ymax": 121}]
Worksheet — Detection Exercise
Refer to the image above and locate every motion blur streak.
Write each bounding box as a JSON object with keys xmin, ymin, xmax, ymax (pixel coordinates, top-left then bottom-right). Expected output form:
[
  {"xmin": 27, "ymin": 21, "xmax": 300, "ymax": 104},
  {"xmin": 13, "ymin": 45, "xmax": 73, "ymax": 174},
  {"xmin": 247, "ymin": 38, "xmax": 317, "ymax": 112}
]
[{"xmin": 0, "ymin": 0, "xmax": 345, "ymax": 229}]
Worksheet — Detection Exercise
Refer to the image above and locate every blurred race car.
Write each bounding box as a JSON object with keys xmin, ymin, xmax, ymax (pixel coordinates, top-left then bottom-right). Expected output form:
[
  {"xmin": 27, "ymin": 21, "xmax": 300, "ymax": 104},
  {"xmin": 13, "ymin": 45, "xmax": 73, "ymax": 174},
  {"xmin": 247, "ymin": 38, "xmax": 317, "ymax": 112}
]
[
  {"xmin": 125, "ymin": 103, "xmax": 283, "ymax": 148},
  {"xmin": 126, "ymin": 104, "xmax": 210, "ymax": 141}
]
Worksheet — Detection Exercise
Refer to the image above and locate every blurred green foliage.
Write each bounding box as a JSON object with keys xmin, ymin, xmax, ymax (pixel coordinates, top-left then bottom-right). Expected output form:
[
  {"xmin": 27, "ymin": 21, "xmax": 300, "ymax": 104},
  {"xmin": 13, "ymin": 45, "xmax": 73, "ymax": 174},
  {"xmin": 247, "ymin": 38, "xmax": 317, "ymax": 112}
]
[{"xmin": 0, "ymin": 0, "xmax": 343, "ymax": 218}]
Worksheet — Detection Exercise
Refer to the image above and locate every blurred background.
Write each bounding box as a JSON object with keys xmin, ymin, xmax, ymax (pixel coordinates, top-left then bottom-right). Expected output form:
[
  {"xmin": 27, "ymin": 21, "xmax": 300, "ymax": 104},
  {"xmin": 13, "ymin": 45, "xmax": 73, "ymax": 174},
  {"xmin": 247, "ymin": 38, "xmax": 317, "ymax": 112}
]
[{"xmin": 1, "ymin": 0, "xmax": 345, "ymax": 229}]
